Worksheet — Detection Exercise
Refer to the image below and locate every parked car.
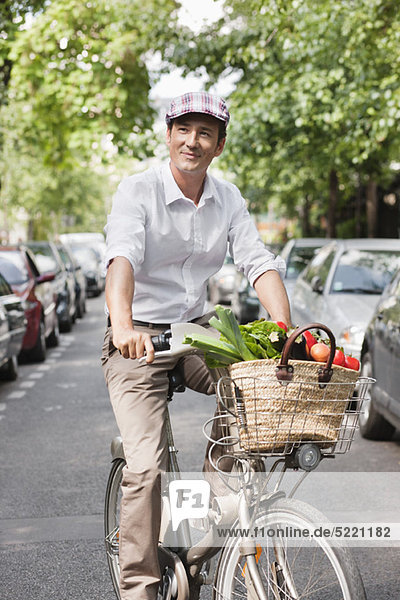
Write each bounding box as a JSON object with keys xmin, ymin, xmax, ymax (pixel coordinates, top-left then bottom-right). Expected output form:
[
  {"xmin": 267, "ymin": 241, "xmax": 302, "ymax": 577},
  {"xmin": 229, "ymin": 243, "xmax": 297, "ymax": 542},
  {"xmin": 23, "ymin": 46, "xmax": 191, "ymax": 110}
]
[
  {"xmin": 0, "ymin": 246, "xmax": 59, "ymax": 361},
  {"xmin": 67, "ymin": 244, "xmax": 104, "ymax": 297},
  {"xmin": 56, "ymin": 243, "xmax": 87, "ymax": 318},
  {"xmin": 0, "ymin": 272, "xmax": 26, "ymax": 380},
  {"xmin": 231, "ymin": 272, "xmax": 261, "ymax": 324},
  {"xmin": 359, "ymin": 269, "xmax": 400, "ymax": 440},
  {"xmin": 26, "ymin": 241, "xmax": 77, "ymax": 332},
  {"xmin": 60, "ymin": 232, "xmax": 106, "ymax": 289},
  {"xmin": 208, "ymin": 253, "xmax": 237, "ymax": 306},
  {"xmin": 232, "ymin": 244, "xmax": 286, "ymax": 324},
  {"xmin": 290, "ymin": 238, "xmax": 400, "ymax": 358},
  {"xmin": 280, "ymin": 237, "xmax": 330, "ymax": 300}
]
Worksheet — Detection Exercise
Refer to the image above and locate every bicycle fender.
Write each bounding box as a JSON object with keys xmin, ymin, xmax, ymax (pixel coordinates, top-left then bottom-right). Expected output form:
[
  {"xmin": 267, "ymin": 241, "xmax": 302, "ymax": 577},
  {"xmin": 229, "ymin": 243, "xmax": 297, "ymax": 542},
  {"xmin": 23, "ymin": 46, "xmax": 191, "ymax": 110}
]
[{"xmin": 110, "ymin": 436, "xmax": 125, "ymax": 461}]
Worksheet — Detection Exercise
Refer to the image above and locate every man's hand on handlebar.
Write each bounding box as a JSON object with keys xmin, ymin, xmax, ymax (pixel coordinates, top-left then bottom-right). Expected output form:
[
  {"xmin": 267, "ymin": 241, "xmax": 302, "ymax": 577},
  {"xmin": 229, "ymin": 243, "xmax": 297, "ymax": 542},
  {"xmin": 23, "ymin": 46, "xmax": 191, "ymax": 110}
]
[{"xmin": 112, "ymin": 327, "xmax": 155, "ymax": 363}]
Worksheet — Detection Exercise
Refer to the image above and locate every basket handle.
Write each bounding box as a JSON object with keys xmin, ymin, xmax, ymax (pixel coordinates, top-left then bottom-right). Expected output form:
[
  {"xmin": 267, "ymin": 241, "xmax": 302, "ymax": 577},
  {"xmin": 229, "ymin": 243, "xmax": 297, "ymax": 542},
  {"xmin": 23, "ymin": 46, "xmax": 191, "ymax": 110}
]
[{"xmin": 276, "ymin": 322, "xmax": 336, "ymax": 384}]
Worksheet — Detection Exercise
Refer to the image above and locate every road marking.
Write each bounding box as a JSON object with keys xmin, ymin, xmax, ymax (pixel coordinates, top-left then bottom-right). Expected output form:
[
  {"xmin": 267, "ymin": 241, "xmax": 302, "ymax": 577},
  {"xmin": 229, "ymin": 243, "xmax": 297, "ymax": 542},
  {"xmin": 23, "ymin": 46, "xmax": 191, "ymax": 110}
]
[
  {"xmin": 19, "ymin": 380, "xmax": 36, "ymax": 388},
  {"xmin": 37, "ymin": 364, "xmax": 51, "ymax": 371},
  {"xmin": 0, "ymin": 403, "xmax": 6, "ymax": 411},
  {"xmin": 7, "ymin": 391, "xmax": 26, "ymax": 399},
  {"xmin": 50, "ymin": 352, "xmax": 63, "ymax": 358},
  {"xmin": 45, "ymin": 358, "xmax": 57, "ymax": 364},
  {"xmin": 29, "ymin": 372, "xmax": 44, "ymax": 379},
  {"xmin": 43, "ymin": 405, "xmax": 62, "ymax": 412},
  {"xmin": 56, "ymin": 382, "xmax": 77, "ymax": 389}
]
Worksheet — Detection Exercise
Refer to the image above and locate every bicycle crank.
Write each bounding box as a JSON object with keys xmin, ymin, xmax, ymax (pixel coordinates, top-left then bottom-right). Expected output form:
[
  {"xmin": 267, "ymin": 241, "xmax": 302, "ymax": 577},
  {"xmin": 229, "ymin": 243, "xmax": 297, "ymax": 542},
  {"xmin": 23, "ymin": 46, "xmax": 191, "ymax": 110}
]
[{"xmin": 159, "ymin": 567, "xmax": 178, "ymax": 600}]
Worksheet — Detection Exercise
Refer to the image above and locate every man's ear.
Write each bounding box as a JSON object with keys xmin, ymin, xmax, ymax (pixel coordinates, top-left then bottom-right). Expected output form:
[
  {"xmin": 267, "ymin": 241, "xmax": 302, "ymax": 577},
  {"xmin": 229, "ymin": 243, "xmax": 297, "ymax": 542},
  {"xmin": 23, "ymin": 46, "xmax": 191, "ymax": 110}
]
[
  {"xmin": 214, "ymin": 137, "xmax": 226, "ymax": 157},
  {"xmin": 166, "ymin": 127, "xmax": 171, "ymax": 146}
]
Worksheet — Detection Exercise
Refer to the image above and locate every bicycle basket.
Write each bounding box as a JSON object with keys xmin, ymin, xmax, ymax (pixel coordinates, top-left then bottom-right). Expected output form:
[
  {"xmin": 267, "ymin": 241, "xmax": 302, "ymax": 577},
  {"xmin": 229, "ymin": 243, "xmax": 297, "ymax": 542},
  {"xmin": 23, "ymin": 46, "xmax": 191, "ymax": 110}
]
[{"xmin": 224, "ymin": 323, "xmax": 361, "ymax": 454}]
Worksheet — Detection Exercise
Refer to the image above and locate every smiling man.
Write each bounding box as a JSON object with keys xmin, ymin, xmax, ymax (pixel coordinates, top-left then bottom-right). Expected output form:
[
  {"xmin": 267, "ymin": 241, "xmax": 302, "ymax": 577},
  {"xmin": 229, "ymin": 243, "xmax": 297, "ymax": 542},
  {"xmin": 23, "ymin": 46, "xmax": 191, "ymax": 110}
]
[{"xmin": 102, "ymin": 91, "xmax": 291, "ymax": 600}]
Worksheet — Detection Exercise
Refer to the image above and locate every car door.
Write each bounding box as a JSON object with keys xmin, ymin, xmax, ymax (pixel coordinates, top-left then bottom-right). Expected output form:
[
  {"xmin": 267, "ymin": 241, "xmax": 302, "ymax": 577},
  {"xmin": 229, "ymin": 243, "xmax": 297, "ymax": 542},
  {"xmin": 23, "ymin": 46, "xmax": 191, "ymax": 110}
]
[
  {"xmin": 291, "ymin": 244, "xmax": 337, "ymax": 326},
  {"xmin": 383, "ymin": 277, "xmax": 400, "ymax": 416},
  {"xmin": 25, "ymin": 249, "xmax": 56, "ymax": 337},
  {"xmin": 0, "ymin": 274, "xmax": 26, "ymax": 357},
  {"xmin": 0, "ymin": 301, "xmax": 8, "ymax": 365}
]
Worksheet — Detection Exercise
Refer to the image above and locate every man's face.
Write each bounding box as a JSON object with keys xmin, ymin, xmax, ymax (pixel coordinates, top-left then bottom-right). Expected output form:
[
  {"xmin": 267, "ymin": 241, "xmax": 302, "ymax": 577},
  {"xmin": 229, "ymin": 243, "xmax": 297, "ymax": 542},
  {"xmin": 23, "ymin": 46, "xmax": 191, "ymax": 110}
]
[{"xmin": 166, "ymin": 113, "xmax": 225, "ymax": 176}]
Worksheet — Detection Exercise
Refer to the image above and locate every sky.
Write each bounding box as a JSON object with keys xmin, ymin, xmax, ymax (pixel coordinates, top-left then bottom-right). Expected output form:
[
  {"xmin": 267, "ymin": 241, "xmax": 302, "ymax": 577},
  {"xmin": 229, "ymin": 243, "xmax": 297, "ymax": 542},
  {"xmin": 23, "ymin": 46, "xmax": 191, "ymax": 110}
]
[{"xmin": 149, "ymin": 0, "xmax": 235, "ymax": 100}]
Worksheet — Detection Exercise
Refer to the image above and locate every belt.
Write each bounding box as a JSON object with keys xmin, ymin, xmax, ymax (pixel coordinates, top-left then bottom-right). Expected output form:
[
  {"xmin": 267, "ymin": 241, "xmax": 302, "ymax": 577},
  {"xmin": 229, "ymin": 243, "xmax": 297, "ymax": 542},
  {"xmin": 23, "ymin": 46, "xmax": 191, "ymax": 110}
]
[{"xmin": 107, "ymin": 316, "xmax": 171, "ymax": 329}]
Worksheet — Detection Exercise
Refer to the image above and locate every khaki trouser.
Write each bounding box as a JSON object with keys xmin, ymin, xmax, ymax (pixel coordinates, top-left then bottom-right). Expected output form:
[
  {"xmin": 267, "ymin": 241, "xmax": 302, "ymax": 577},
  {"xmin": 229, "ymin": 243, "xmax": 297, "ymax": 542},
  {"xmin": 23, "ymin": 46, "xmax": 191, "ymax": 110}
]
[{"xmin": 101, "ymin": 313, "xmax": 220, "ymax": 600}]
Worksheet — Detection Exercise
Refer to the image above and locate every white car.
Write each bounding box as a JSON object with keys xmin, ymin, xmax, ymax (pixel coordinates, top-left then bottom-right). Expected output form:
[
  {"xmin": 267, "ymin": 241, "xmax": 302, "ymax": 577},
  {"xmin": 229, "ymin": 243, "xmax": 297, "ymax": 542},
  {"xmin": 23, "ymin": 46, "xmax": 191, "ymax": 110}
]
[
  {"xmin": 207, "ymin": 254, "xmax": 237, "ymax": 306},
  {"xmin": 290, "ymin": 238, "xmax": 400, "ymax": 358}
]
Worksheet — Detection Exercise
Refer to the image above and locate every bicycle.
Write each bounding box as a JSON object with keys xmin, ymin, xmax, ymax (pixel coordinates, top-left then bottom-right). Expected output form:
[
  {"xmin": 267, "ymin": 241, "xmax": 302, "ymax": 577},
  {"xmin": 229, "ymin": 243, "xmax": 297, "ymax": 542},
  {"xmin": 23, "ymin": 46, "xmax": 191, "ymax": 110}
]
[{"xmin": 104, "ymin": 324, "xmax": 373, "ymax": 600}]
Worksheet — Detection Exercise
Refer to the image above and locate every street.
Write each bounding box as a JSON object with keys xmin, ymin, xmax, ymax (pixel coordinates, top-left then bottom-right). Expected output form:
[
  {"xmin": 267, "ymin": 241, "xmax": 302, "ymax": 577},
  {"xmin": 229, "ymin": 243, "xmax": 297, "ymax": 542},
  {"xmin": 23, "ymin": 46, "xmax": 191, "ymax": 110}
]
[{"xmin": 0, "ymin": 294, "xmax": 399, "ymax": 600}]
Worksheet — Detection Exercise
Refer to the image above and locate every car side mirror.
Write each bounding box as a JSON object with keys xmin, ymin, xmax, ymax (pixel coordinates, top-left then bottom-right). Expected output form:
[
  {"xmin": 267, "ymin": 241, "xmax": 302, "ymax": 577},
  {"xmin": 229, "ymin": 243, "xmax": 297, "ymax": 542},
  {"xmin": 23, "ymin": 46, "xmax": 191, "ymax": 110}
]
[
  {"xmin": 311, "ymin": 275, "xmax": 323, "ymax": 294},
  {"xmin": 36, "ymin": 272, "xmax": 56, "ymax": 284}
]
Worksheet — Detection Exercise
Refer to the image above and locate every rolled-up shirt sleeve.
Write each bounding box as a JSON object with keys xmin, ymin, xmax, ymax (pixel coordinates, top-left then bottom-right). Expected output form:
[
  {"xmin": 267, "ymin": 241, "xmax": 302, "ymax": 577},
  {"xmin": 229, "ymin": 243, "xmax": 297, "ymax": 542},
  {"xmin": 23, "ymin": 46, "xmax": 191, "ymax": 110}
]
[
  {"xmin": 104, "ymin": 177, "xmax": 147, "ymax": 273},
  {"xmin": 228, "ymin": 191, "xmax": 286, "ymax": 286}
]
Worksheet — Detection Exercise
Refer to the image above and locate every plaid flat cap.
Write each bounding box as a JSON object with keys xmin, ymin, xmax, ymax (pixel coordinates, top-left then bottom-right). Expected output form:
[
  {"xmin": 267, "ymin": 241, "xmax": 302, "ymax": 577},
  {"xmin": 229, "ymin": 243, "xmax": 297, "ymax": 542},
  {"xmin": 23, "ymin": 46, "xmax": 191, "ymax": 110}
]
[{"xmin": 165, "ymin": 92, "xmax": 230, "ymax": 126}]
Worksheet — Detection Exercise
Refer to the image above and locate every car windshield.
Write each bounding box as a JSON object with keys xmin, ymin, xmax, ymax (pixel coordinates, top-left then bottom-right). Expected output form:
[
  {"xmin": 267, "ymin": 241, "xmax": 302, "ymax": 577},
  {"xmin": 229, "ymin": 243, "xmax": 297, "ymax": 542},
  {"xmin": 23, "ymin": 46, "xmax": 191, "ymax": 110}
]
[
  {"xmin": 70, "ymin": 245, "xmax": 98, "ymax": 267},
  {"xmin": 331, "ymin": 249, "xmax": 400, "ymax": 294},
  {"xmin": 287, "ymin": 246, "xmax": 321, "ymax": 279},
  {"xmin": 0, "ymin": 252, "xmax": 29, "ymax": 284},
  {"xmin": 29, "ymin": 245, "xmax": 58, "ymax": 274}
]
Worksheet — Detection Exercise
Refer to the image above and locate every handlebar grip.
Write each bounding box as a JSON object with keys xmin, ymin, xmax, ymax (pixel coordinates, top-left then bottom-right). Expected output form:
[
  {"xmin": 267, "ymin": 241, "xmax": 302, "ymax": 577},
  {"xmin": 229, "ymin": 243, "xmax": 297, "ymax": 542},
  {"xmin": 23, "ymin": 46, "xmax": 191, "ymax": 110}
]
[{"xmin": 150, "ymin": 330, "xmax": 172, "ymax": 352}]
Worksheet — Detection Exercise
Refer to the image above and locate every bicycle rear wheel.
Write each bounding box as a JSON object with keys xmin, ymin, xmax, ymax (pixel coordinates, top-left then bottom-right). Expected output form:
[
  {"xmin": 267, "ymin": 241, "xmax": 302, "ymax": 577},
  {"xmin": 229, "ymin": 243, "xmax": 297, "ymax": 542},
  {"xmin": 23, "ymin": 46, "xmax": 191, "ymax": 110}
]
[
  {"xmin": 104, "ymin": 458, "xmax": 125, "ymax": 600},
  {"xmin": 213, "ymin": 497, "xmax": 366, "ymax": 600}
]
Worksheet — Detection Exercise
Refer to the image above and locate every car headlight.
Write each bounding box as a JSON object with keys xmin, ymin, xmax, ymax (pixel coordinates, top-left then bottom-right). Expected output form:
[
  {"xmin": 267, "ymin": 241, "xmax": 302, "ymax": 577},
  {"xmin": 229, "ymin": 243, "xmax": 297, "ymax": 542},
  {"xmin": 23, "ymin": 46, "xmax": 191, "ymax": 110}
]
[
  {"xmin": 248, "ymin": 287, "xmax": 258, "ymax": 299},
  {"xmin": 338, "ymin": 326, "xmax": 365, "ymax": 348}
]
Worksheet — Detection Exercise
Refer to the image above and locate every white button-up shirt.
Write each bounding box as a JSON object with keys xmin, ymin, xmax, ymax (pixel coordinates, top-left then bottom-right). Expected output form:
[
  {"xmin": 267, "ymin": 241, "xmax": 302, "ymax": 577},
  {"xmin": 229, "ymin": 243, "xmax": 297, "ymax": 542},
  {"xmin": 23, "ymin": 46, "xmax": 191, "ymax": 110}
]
[{"xmin": 104, "ymin": 161, "xmax": 285, "ymax": 323}]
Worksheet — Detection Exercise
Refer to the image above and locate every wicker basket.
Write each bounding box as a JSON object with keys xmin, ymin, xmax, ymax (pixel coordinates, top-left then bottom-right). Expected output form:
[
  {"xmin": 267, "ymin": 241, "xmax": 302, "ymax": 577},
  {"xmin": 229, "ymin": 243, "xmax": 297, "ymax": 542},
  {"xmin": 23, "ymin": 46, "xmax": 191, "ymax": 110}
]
[{"xmin": 227, "ymin": 323, "xmax": 359, "ymax": 453}]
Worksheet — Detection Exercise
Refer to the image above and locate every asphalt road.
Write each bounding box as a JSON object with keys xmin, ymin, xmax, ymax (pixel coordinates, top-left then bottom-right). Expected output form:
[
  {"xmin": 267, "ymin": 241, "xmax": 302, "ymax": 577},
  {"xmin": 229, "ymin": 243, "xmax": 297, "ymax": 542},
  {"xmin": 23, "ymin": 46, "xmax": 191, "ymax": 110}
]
[{"xmin": 0, "ymin": 294, "xmax": 399, "ymax": 600}]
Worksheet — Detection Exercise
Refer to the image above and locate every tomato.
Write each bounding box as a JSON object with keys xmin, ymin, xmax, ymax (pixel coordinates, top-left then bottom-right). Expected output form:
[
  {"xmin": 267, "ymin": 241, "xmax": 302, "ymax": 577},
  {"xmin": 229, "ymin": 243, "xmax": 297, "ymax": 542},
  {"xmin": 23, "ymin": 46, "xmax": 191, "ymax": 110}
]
[
  {"xmin": 276, "ymin": 321, "xmax": 288, "ymax": 332},
  {"xmin": 333, "ymin": 349, "xmax": 345, "ymax": 366},
  {"xmin": 310, "ymin": 342, "xmax": 330, "ymax": 363},
  {"xmin": 344, "ymin": 355, "xmax": 360, "ymax": 371},
  {"xmin": 303, "ymin": 330, "xmax": 318, "ymax": 349}
]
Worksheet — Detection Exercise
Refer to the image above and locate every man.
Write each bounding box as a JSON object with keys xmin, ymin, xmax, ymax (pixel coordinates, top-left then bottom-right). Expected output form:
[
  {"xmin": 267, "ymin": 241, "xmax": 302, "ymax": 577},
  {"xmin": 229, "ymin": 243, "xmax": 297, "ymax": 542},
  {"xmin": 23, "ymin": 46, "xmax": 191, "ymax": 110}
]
[{"xmin": 102, "ymin": 91, "xmax": 291, "ymax": 600}]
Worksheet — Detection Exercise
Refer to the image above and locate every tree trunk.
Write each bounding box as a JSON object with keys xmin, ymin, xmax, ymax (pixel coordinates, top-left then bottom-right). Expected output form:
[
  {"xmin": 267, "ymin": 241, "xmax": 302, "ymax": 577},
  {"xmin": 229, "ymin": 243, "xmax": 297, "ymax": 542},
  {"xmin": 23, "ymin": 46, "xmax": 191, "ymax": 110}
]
[
  {"xmin": 355, "ymin": 174, "xmax": 362, "ymax": 238},
  {"xmin": 301, "ymin": 194, "xmax": 312, "ymax": 237},
  {"xmin": 27, "ymin": 219, "xmax": 35, "ymax": 240},
  {"xmin": 366, "ymin": 179, "xmax": 378, "ymax": 238},
  {"xmin": 327, "ymin": 169, "xmax": 338, "ymax": 238}
]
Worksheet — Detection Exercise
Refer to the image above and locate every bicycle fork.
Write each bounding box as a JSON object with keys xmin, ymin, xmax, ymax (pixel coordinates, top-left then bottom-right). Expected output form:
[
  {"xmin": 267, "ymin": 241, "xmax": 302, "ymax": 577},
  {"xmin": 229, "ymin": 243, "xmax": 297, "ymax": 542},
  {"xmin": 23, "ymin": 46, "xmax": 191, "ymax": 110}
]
[{"xmin": 237, "ymin": 490, "xmax": 299, "ymax": 600}]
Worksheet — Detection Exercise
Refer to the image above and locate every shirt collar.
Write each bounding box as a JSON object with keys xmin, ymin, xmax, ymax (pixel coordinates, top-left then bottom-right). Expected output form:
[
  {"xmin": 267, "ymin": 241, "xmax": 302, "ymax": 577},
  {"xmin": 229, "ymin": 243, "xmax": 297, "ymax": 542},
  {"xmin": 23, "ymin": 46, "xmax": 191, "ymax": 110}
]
[{"xmin": 161, "ymin": 161, "xmax": 220, "ymax": 206}]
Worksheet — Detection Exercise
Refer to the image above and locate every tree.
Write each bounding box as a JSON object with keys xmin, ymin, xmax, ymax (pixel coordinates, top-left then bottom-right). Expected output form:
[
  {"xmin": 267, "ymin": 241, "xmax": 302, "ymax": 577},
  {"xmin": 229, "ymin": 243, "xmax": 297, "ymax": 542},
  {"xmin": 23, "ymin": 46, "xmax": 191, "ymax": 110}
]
[
  {"xmin": 1, "ymin": 0, "xmax": 180, "ymax": 238},
  {"xmin": 172, "ymin": 0, "xmax": 400, "ymax": 238}
]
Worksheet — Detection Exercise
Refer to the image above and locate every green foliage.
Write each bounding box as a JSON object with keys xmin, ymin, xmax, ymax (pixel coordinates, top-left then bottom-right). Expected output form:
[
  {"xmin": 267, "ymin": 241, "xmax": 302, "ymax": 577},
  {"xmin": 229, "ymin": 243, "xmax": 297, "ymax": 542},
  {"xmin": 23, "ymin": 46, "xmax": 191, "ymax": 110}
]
[
  {"xmin": 172, "ymin": 0, "xmax": 400, "ymax": 236},
  {"xmin": 7, "ymin": 0, "xmax": 179, "ymax": 165},
  {"xmin": 1, "ymin": 0, "xmax": 180, "ymax": 239}
]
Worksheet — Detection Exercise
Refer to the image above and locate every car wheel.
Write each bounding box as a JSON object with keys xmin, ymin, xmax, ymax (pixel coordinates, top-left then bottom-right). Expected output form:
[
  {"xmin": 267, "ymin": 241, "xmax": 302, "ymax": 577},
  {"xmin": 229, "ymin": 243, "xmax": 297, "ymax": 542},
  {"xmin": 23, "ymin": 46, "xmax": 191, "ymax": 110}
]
[
  {"xmin": 29, "ymin": 320, "xmax": 47, "ymax": 362},
  {"xmin": 359, "ymin": 352, "xmax": 395, "ymax": 440},
  {"xmin": 47, "ymin": 320, "xmax": 60, "ymax": 348},
  {"xmin": 60, "ymin": 315, "xmax": 72, "ymax": 333},
  {"xmin": 0, "ymin": 355, "xmax": 18, "ymax": 381}
]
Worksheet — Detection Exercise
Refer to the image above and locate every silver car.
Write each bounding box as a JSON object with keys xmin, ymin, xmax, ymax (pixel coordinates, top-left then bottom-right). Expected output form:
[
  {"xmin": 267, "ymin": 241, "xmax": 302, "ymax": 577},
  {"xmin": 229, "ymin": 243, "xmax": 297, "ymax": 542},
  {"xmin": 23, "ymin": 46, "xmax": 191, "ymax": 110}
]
[
  {"xmin": 290, "ymin": 238, "xmax": 400, "ymax": 358},
  {"xmin": 280, "ymin": 237, "xmax": 330, "ymax": 300},
  {"xmin": 207, "ymin": 254, "xmax": 237, "ymax": 306}
]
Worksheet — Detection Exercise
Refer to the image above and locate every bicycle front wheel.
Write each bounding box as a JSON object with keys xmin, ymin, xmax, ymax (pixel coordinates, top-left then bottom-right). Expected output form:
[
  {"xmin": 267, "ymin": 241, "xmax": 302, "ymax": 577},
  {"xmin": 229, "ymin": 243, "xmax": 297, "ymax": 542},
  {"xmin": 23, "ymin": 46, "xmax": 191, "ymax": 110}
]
[
  {"xmin": 213, "ymin": 497, "xmax": 366, "ymax": 600},
  {"xmin": 104, "ymin": 458, "xmax": 125, "ymax": 600}
]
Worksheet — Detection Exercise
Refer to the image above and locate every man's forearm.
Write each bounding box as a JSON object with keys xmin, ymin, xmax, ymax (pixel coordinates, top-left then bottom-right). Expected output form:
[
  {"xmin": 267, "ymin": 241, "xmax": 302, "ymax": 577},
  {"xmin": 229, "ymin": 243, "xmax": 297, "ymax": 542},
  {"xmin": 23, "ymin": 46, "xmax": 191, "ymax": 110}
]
[
  {"xmin": 105, "ymin": 256, "xmax": 135, "ymax": 330},
  {"xmin": 253, "ymin": 270, "xmax": 292, "ymax": 326}
]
